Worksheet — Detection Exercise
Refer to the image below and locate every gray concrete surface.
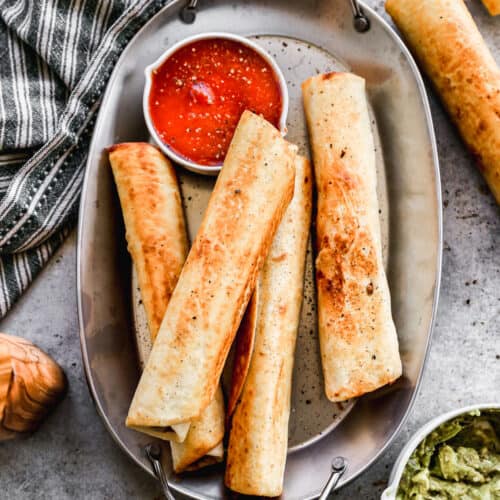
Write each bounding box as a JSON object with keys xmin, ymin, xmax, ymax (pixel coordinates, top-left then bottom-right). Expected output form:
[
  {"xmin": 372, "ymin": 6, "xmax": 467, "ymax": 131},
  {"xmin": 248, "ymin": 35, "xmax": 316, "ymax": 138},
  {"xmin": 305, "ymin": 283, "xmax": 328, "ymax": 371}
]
[{"xmin": 0, "ymin": 1, "xmax": 498, "ymax": 498}]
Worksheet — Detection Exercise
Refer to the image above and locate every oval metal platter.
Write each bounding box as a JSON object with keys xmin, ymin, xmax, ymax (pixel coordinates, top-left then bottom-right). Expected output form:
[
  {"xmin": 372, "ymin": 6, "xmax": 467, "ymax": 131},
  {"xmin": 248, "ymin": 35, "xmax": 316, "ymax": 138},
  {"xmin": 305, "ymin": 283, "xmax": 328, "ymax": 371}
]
[{"xmin": 77, "ymin": 1, "xmax": 442, "ymax": 498}]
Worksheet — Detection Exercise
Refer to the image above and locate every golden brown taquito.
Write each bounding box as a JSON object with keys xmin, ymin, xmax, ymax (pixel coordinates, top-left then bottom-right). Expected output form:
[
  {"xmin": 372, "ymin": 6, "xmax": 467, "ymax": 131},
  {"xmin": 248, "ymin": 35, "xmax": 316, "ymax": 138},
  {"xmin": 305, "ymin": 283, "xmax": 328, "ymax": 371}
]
[
  {"xmin": 386, "ymin": 0, "xmax": 500, "ymax": 202},
  {"xmin": 127, "ymin": 111, "xmax": 296, "ymax": 430},
  {"xmin": 302, "ymin": 72, "xmax": 402, "ymax": 402},
  {"xmin": 481, "ymin": 0, "xmax": 500, "ymax": 15},
  {"xmin": 225, "ymin": 155, "xmax": 312, "ymax": 497}
]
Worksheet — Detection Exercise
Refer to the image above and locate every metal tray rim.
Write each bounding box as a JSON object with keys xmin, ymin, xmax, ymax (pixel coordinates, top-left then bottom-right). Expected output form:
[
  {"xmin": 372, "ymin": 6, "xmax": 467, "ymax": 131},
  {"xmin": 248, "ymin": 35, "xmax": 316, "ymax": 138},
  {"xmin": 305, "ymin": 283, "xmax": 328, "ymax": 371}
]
[{"xmin": 76, "ymin": 0, "xmax": 443, "ymax": 497}]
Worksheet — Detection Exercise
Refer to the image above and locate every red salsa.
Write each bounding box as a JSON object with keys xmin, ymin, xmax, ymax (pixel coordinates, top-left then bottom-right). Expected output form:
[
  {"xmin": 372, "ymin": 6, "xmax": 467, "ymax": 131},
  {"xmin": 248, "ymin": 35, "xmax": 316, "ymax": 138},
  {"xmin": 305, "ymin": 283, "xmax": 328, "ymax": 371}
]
[{"xmin": 148, "ymin": 38, "xmax": 283, "ymax": 166}]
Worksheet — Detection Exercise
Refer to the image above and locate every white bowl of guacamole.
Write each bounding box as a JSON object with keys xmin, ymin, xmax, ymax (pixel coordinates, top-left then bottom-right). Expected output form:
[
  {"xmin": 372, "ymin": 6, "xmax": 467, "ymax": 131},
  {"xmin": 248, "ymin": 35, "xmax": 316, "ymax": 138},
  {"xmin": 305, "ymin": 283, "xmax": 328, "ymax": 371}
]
[{"xmin": 382, "ymin": 404, "xmax": 500, "ymax": 500}]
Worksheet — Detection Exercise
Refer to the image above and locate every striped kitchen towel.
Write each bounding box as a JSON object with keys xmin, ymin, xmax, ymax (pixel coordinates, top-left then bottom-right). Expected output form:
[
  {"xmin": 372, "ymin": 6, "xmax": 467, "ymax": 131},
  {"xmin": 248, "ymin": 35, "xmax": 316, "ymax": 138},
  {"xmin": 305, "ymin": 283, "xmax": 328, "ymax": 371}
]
[{"xmin": 0, "ymin": 0, "xmax": 171, "ymax": 317}]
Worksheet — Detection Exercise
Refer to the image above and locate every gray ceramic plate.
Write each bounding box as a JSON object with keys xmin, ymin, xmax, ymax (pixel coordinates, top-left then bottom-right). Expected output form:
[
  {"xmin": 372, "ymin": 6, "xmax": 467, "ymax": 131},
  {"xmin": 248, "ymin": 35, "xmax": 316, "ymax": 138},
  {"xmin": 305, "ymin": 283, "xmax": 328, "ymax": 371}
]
[{"xmin": 77, "ymin": 0, "xmax": 442, "ymax": 498}]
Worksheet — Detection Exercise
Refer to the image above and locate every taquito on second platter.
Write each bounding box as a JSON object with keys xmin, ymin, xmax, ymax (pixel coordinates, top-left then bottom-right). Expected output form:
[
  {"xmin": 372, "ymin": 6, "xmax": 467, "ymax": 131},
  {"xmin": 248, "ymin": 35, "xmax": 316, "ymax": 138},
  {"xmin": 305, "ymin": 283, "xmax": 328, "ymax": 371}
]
[
  {"xmin": 482, "ymin": 0, "xmax": 500, "ymax": 15},
  {"xmin": 302, "ymin": 72, "xmax": 402, "ymax": 402},
  {"xmin": 225, "ymin": 155, "xmax": 312, "ymax": 497},
  {"xmin": 109, "ymin": 142, "xmax": 224, "ymax": 470},
  {"xmin": 386, "ymin": 0, "xmax": 500, "ymax": 202},
  {"xmin": 127, "ymin": 111, "xmax": 297, "ymax": 430}
]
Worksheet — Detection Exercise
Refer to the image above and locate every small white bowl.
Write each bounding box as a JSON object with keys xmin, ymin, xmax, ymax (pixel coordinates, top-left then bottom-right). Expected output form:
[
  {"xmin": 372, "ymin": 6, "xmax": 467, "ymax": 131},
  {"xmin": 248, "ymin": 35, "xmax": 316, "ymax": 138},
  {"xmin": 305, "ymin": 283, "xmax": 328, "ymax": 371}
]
[
  {"xmin": 382, "ymin": 403, "xmax": 499, "ymax": 499},
  {"xmin": 143, "ymin": 32, "xmax": 289, "ymax": 176}
]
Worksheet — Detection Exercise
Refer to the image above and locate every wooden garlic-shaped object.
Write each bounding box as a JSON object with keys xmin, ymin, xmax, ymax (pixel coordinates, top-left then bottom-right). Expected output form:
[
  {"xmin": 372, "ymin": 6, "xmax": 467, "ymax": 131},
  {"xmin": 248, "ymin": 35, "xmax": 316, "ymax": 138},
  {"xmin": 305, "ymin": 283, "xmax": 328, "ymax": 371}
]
[{"xmin": 0, "ymin": 333, "xmax": 67, "ymax": 440}]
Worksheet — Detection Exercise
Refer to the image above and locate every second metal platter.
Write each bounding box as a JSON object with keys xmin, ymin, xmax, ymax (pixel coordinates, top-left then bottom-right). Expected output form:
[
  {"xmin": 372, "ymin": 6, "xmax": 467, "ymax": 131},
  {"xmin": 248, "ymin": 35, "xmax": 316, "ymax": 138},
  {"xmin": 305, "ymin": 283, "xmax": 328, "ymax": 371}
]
[{"xmin": 77, "ymin": 0, "xmax": 442, "ymax": 498}]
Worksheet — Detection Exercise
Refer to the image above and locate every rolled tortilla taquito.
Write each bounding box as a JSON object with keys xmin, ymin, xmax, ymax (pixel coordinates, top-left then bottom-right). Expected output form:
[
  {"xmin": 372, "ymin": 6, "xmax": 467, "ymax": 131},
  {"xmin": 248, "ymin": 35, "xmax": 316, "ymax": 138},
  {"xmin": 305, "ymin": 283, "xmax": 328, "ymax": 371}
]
[
  {"xmin": 225, "ymin": 155, "xmax": 312, "ymax": 497},
  {"xmin": 127, "ymin": 111, "xmax": 297, "ymax": 430},
  {"xmin": 109, "ymin": 142, "xmax": 224, "ymax": 470},
  {"xmin": 302, "ymin": 73, "xmax": 402, "ymax": 402},
  {"xmin": 109, "ymin": 142, "xmax": 190, "ymax": 442},
  {"xmin": 386, "ymin": 0, "xmax": 500, "ymax": 202},
  {"xmin": 133, "ymin": 299, "xmax": 225, "ymax": 471},
  {"xmin": 482, "ymin": 0, "xmax": 500, "ymax": 16},
  {"xmin": 108, "ymin": 142, "xmax": 188, "ymax": 343}
]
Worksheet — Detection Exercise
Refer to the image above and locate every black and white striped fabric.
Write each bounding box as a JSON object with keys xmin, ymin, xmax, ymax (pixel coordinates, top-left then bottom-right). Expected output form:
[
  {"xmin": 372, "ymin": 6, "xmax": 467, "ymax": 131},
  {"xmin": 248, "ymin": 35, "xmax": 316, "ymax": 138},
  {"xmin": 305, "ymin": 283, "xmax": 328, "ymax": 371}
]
[{"xmin": 0, "ymin": 0, "xmax": 169, "ymax": 317}]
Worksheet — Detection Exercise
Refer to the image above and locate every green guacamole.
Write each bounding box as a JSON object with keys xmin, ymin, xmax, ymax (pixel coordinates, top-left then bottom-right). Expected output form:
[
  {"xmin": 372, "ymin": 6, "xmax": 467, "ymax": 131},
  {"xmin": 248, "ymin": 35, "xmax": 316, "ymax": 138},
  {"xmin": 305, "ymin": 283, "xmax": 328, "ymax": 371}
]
[{"xmin": 397, "ymin": 410, "xmax": 500, "ymax": 499}]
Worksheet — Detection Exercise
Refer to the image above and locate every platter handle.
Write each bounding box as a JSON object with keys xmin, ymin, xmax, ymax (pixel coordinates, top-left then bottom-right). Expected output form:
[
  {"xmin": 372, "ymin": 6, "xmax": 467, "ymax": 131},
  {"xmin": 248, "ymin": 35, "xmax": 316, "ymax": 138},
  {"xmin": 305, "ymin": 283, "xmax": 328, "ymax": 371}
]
[
  {"xmin": 179, "ymin": 0, "xmax": 370, "ymax": 31},
  {"xmin": 180, "ymin": 0, "xmax": 198, "ymax": 24},
  {"xmin": 145, "ymin": 443, "xmax": 176, "ymax": 500},
  {"xmin": 348, "ymin": 0, "xmax": 371, "ymax": 32},
  {"xmin": 318, "ymin": 456, "xmax": 348, "ymax": 499}
]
